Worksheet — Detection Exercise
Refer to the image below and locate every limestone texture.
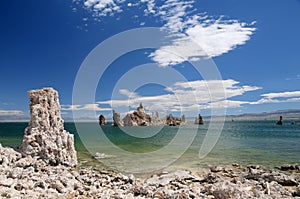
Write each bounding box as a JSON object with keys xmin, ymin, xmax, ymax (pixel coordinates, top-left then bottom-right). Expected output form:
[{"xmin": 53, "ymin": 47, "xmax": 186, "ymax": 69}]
[{"xmin": 20, "ymin": 88, "xmax": 77, "ymax": 167}]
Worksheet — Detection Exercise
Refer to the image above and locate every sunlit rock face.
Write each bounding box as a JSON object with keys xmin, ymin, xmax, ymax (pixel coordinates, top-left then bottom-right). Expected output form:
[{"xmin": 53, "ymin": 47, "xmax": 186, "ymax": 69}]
[
  {"xmin": 123, "ymin": 103, "xmax": 151, "ymax": 126},
  {"xmin": 20, "ymin": 88, "xmax": 77, "ymax": 167},
  {"xmin": 113, "ymin": 110, "xmax": 124, "ymax": 127}
]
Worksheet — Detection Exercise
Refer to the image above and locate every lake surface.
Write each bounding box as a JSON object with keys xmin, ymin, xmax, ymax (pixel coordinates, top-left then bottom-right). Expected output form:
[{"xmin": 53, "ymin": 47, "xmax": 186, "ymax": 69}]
[{"xmin": 0, "ymin": 120, "xmax": 299, "ymax": 174}]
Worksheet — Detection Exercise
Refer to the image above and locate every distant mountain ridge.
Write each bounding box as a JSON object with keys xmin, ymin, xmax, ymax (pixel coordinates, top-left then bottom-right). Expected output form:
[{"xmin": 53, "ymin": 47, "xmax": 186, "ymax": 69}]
[{"xmin": 227, "ymin": 109, "xmax": 300, "ymax": 120}]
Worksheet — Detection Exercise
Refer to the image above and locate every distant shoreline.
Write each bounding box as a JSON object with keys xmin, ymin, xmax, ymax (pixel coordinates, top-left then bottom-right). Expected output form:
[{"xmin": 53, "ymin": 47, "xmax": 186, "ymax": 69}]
[
  {"xmin": 1, "ymin": 118, "xmax": 299, "ymax": 123},
  {"xmin": 1, "ymin": 108, "xmax": 300, "ymax": 122}
]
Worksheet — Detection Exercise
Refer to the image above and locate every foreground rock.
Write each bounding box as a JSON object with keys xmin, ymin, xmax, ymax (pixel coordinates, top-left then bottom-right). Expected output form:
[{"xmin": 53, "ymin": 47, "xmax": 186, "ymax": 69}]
[
  {"xmin": 1, "ymin": 88, "xmax": 299, "ymax": 198},
  {"xmin": 20, "ymin": 88, "xmax": 77, "ymax": 167},
  {"xmin": 1, "ymin": 144, "xmax": 299, "ymax": 199}
]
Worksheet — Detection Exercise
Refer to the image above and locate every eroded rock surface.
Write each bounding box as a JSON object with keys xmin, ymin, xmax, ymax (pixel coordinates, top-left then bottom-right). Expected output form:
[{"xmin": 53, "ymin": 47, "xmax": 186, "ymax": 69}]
[
  {"xmin": 0, "ymin": 143, "xmax": 299, "ymax": 199},
  {"xmin": 113, "ymin": 110, "xmax": 124, "ymax": 127},
  {"xmin": 20, "ymin": 88, "xmax": 77, "ymax": 167},
  {"xmin": 166, "ymin": 114, "xmax": 181, "ymax": 126},
  {"xmin": 123, "ymin": 103, "xmax": 151, "ymax": 126}
]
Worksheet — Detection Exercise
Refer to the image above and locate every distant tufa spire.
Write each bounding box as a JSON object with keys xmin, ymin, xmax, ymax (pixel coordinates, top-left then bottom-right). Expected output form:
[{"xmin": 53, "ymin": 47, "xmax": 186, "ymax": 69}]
[
  {"xmin": 195, "ymin": 113, "xmax": 204, "ymax": 125},
  {"xmin": 276, "ymin": 115, "xmax": 283, "ymax": 125},
  {"xmin": 137, "ymin": 102, "xmax": 145, "ymax": 112},
  {"xmin": 139, "ymin": 102, "xmax": 143, "ymax": 108}
]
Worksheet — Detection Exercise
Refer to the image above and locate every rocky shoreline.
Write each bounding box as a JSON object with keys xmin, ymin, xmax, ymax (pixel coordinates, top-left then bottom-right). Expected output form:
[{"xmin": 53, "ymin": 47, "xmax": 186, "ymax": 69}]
[{"xmin": 1, "ymin": 145, "xmax": 300, "ymax": 198}]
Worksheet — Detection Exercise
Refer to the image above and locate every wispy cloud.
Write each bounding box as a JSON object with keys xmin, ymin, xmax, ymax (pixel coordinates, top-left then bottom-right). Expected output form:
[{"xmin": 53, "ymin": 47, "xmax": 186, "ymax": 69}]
[
  {"xmin": 150, "ymin": 20, "xmax": 255, "ymax": 67},
  {"xmin": 118, "ymin": 89, "xmax": 138, "ymax": 98},
  {"xmin": 0, "ymin": 110, "xmax": 28, "ymax": 121},
  {"xmin": 261, "ymin": 91, "xmax": 300, "ymax": 99},
  {"xmin": 94, "ymin": 79, "xmax": 261, "ymax": 115},
  {"xmin": 61, "ymin": 104, "xmax": 111, "ymax": 111},
  {"xmin": 0, "ymin": 110, "xmax": 25, "ymax": 116},
  {"xmin": 149, "ymin": 0, "xmax": 255, "ymax": 66},
  {"xmin": 251, "ymin": 91, "xmax": 300, "ymax": 105},
  {"xmin": 64, "ymin": 79, "xmax": 299, "ymax": 116},
  {"xmin": 285, "ymin": 74, "xmax": 300, "ymax": 81},
  {"xmin": 63, "ymin": 79, "xmax": 261, "ymax": 116},
  {"xmin": 82, "ymin": 0, "xmax": 122, "ymax": 17},
  {"xmin": 155, "ymin": 3, "xmax": 255, "ymax": 65},
  {"xmin": 78, "ymin": 0, "xmax": 256, "ymax": 67}
]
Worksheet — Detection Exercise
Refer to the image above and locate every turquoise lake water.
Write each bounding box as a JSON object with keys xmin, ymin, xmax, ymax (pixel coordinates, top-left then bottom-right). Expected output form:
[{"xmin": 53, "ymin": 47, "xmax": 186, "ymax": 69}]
[{"xmin": 0, "ymin": 121, "xmax": 299, "ymax": 174}]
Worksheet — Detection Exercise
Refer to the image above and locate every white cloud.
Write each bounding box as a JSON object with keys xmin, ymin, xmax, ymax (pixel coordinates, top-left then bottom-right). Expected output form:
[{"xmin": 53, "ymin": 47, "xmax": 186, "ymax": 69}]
[
  {"xmin": 141, "ymin": 0, "xmax": 155, "ymax": 15},
  {"xmin": 208, "ymin": 100, "xmax": 250, "ymax": 109},
  {"xmin": 150, "ymin": 18, "xmax": 255, "ymax": 67},
  {"xmin": 285, "ymin": 74, "xmax": 300, "ymax": 81},
  {"xmin": 146, "ymin": 0, "xmax": 256, "ymax": 67},
  {"xmin": 172, "ymin": 79, "xmax": 261, "ymax": 102},
  {"xmin": 285, "ymin": 97, "xmax": 300, "ymax": 103},
  {"xmin": 261, "ymin": 91, "xmax": 300, "ymax": 99},
  {"xmin": 250, "ymin": 98, "xmax": 280, "ymax": 105},
  {"xmin": 250, "ymin": 91, "xmax": 300, "ymax": 105},
  {"xmin": 188, "ymin": 21, "xmax": 255, "ymax": 56},
  {"xmin": 119, "ymin": 89, "xmax": 138, "ymax": 98},
  {"xmin": 95, "ymin": 79, "xmax": 261, "ymax": 115},
  {"xmin": 65, "ymin": 77, "xmax": 299, "ymax": 116},
  {"xmin": 62, "ymin": 104, "xmax": 111, "ymax": 111},
  {"xmin": 79, "ymin": 0, "xmax": 256, "ymax": 67},
  {"xmin": 83, "ymin": 0, "xmax": 122, "ymax": 16},
  {"xmin": 157, "ymin": 0, "xmax": 195, "ymax": 33},
  {"xmin": 0, "ymin": 110, "xmax": 25, "ymax": 116}
]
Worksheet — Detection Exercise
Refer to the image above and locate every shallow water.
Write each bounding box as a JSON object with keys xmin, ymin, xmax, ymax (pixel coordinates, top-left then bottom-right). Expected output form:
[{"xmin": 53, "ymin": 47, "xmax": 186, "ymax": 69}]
[{"xmin": 0, "ymin": 120, "xmax": 299, "ymax": 174}]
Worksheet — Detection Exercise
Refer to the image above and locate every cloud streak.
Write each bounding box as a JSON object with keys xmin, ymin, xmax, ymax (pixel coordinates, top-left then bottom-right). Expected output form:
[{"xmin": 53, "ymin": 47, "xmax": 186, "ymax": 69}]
[
  {"xmin": 78, "ymin": 0, "xmax": 256, "ymax": 67},
  {"xmin": 261, "ymin": 91, "xmax": 300, "ymax": 99},
  {"xmin": 151, "ymin": 1, "xmax": 256, "ymax": 66},
  {"xmin": 93, "ymin": 79, "xmax": 261, "ymax": 115},
  {"xmin": 0, "ymin": 110, "xmax": 28, "ymax": 121},
  {"xmin": 251, "ymin": 91, "xmax": 300, "ymax": 105},
  {"xmin": 61, "ymin": 104, "xmax": 111, "ymax": 111},
  {"xmin": 83, "ymin": 0, "xmax": 122, "ymax": 17},
  {"xmin": 0, "ymin": 110, "xmax": 25, "ymax": 116},
  {"xmin": 150, "ymin": 20, "xmax": 255, "ymax": 67},
  {"xmin": 63, "ymin": 78, "xmax": 299, "ymax": 116}
]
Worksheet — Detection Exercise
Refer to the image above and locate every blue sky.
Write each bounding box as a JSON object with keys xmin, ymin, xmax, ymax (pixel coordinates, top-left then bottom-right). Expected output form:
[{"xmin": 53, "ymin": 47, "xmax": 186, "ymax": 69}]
[{"xmin": 0, "ymin": 0, "xmax": 300, "ymax": 120}]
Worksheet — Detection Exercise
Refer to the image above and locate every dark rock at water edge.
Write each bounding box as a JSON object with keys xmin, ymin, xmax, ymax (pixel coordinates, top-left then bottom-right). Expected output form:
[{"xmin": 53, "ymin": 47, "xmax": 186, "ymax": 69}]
[
  {"xmin": 166, "ymin": 114, "xmax": 182, "ymax": 126},
  {"xmin": 276, "ymin": 115, "xmax": 283, "ymax": 125},
  {"xmin": 99, "ymin": 114, "xmax": 105, "ymax": 126},
  {"xmin": 195, "ymin": 114, "xmax": 204, "ymax": 125},
  {"xmin": 280, "ymin": 164, "xmax": 300, "ymax": 171}
]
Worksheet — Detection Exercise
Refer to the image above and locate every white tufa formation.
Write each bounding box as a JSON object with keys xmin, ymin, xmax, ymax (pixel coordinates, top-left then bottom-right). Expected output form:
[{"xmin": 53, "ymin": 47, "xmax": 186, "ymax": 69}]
[{"xmin": 20, "ymin": 88, "xmax": 77, "ymax": 167}]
